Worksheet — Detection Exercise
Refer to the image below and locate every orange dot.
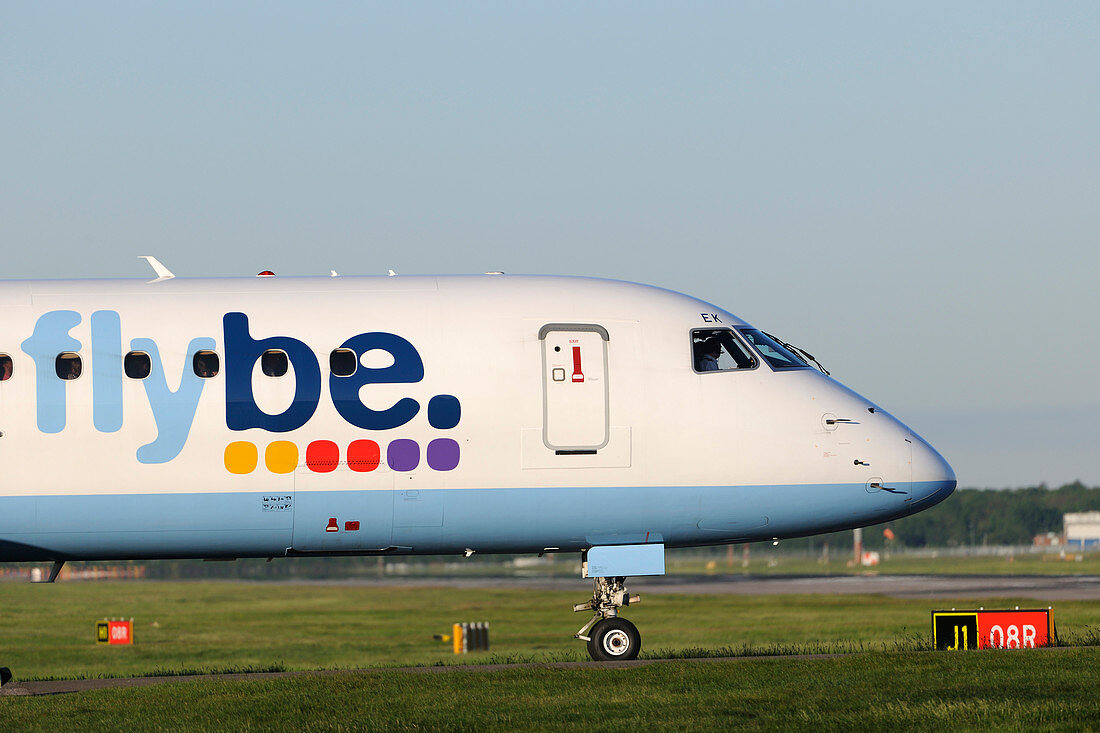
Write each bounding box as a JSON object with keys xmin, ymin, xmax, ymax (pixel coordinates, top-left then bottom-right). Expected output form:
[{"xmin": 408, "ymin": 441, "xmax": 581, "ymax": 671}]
[
  {"xmin": 266, "ymin": 441, "xmax": 299, "ymax": 474},
  {"xmin": 224, "ymin": 442, "xmax": 258, "ymax": 474}
]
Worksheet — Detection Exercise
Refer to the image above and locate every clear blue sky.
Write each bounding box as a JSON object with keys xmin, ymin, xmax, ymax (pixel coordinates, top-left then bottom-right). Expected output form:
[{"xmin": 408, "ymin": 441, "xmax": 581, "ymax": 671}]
[{"xmin": 2, "ymin": 2, "xmax": 1097, "ymax": 488}]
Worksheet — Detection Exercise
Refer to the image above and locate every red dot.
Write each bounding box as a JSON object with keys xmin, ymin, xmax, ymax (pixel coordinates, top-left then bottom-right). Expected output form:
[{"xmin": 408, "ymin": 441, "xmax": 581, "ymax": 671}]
[
  {"xmin": 347, "ymin": 440, "xmax": 380, "ymax": 472},
  {"xmin": 306, "ymin": 440, "xmax": 339, "ymax": 473}
]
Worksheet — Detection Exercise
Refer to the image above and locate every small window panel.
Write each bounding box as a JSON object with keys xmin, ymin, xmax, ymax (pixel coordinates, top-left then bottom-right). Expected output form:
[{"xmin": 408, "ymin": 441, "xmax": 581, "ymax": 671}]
[
  {"xmin": 261, "ymin": 350, "xmax": 289, "ymax": 377},
  {"xmin": 330, "ymin": 348, "xmax": 357, "ymax": 377},
  {"xmin": 691, "ymin": 329, "xmax": 757, "ymax": 373},
  {"xmin": 56, "ymin": 353, "xmax": 83, "ymax": 380},
  {"xmin": 193, "ymin": 350, "xmax": 220, "ymax": 378},
  {"xmin": 124, "ymin": 351, "xmax": 152, "ymax": 379},
  {"xmin": 0, "ymin": 354, "xmax": 12, "ymax": 381}
]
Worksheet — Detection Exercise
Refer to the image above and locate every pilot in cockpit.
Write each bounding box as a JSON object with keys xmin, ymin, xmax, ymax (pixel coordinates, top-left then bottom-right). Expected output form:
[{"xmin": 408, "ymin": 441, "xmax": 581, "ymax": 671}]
[{"xmin": 696, "ymin": 337, "xmax": 722, "ymax": 372}]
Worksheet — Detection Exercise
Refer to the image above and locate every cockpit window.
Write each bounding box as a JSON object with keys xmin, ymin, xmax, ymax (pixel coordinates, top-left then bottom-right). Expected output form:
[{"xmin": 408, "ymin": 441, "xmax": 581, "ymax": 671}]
[
  {"xmin": 738, "ymin": 329, "xmax": 809, "ymax": 370},
  {"xmin": 691, "ymin": 329, "xmax": 757, "ymax": 373}
]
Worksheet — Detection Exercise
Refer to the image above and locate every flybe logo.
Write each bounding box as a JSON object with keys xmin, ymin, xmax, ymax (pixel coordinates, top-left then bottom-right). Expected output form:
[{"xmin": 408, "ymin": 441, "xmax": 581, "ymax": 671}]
[{"xmin": 19, "ymin": 310, "xmax": 461, "ymax": 467}]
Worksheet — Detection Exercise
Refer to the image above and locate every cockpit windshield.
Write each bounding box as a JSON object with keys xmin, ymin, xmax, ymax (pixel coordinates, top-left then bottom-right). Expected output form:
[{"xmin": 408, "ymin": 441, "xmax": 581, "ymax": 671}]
[
  {"xmin": 737, "ymin": 329, "xmax": 810, "ymax": 370},
  {"xmin": 691, "ymin": 329, "xmax": 757, "ymax": 373}
]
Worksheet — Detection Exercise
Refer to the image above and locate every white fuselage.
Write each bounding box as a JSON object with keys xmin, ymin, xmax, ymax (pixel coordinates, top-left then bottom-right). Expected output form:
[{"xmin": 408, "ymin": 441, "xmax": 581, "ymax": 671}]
[{"xmin": 0, "ymin": 275, "xmax": 955, "ymax": 561}]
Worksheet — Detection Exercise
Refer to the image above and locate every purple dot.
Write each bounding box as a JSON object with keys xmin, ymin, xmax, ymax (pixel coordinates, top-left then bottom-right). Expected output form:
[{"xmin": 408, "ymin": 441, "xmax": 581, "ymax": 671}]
[
  {"xmin": 387, "ymin": 439, "xmax": 420, "ymax": 471},
  {"xmin": 427, "ymin": 439, "xmax": 460, "ymax": 471}
]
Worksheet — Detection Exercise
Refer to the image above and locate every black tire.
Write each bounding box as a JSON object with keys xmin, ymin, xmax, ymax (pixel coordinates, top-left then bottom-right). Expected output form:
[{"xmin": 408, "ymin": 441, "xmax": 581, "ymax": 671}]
[{"xmin": 586, "ymin": 617, "xmax": 641, "ymax": 661}]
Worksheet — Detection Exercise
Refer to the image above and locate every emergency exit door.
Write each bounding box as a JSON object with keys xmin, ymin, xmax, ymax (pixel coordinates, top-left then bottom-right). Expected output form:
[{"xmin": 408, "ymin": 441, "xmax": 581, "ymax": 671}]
[{"xmin": 539, "ymin": 324, "xmax": 609, "ymax": 451}]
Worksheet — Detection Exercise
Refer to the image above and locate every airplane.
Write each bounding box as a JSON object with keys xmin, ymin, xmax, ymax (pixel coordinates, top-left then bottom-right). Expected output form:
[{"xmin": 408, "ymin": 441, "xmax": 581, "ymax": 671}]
[{"xmin": 0, "ymin": 264, "xmax": 955, "ymax": 661}]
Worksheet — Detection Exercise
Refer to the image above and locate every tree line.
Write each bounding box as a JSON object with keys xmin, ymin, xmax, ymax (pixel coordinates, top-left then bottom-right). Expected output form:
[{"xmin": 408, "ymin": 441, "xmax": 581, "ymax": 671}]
[{"xmin": 874, "ymin": 481, "xmax": 1099, "ymax": 548}]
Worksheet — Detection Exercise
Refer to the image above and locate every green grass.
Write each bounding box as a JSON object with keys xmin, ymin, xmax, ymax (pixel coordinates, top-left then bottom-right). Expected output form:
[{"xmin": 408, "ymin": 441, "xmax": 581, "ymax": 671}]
[
  {"xmin": 3, "ymin": 581, "xmax": 1100, "ymax": 729},
  {"xmin": 1, "ymin": 581, "xmax": 1099, "ymax": 680},
  {"xmin": 5, "ymin": 650, "xmax": 1100, "ymax": 731}
]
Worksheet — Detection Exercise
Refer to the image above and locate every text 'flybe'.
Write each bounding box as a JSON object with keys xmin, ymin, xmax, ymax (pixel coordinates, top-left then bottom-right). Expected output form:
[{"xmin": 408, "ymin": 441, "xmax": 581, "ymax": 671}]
[{"xmin": 20, "ymin": 311, "xmax": 461, "ymax": 465}]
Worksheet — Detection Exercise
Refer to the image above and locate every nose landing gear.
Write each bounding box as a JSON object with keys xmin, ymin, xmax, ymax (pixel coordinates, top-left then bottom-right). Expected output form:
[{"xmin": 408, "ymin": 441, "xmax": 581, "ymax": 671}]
[{"xmin": 573, "ymin": 576, "xmax": 642, "ymax": 661}]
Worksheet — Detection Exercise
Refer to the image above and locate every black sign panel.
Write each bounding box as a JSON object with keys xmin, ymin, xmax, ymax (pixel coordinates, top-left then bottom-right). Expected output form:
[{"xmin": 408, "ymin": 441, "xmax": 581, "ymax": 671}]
[{"xmin": 932, "ymin": 612, "xmax": 979, "ymax": 650}]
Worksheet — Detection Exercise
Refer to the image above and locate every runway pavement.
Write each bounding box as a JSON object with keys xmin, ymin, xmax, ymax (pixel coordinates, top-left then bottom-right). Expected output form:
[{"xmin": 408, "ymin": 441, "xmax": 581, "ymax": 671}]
[
  {"xmin": 281, "ymin": 573, "xmax": 1100, "ymax": 600},
  {"xmin": 6, "ymin": 646, "xmax": 1090, "ymax": 698},
  {"xmin": 629, "ymin": 573, "xmax": 1100, "ymax": 600},
  {"xmin": 0, "ymin": 655, "xmax": 835, "ymax": 696}
]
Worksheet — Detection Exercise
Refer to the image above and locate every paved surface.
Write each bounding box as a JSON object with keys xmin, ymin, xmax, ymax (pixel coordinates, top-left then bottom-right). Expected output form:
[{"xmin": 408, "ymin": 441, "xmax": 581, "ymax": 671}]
[
  {"xmin": 2, "ymin": 645, "xmax": 1090, "ymax": 698},
  {"xmin": 630, "ymin": 573, "xmax": 1100, "ymax": 600},
  {"xmin": 0, "ymin": 655, "xmax": 829, "ymax": 697},
  {"xmin": 276, "ymin": 573, "xmax": 1100, "ymax": 601}
]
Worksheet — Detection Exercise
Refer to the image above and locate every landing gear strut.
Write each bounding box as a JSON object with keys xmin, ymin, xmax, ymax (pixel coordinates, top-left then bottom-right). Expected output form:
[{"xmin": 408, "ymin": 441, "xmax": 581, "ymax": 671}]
[{"xmin": 573, "ymin": 576, "xmax": 642, "ymax": 661}]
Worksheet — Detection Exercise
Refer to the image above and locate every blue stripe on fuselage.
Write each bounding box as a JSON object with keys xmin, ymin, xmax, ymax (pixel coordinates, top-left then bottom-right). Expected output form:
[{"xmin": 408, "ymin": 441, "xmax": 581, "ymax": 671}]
[{"xmin": 0, "ymin": 481, "xmax": 953, "ymax": 561}]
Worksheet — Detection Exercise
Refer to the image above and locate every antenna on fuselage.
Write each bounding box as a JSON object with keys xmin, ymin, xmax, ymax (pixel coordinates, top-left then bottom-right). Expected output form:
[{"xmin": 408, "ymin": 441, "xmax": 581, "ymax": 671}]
[{"xmin": 138, "ymin": 256, "xmax": 175, "ymax": 283}]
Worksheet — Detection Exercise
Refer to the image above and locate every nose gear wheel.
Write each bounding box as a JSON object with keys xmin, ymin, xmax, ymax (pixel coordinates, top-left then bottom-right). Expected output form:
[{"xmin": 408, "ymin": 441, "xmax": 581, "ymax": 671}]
[
  {"xmin": 587, "ymin": 617, "xmax": 641, "ymax": 661},
  {"xmin": 573, "ymin": 576, "xmax": 642, "ymax": 661}
]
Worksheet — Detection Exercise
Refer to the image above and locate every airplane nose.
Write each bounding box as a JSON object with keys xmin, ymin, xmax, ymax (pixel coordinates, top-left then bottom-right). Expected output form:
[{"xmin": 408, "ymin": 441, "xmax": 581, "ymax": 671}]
[{"xmin": 908, "ymin": 432, "xmax": 957, "ymax": 510}]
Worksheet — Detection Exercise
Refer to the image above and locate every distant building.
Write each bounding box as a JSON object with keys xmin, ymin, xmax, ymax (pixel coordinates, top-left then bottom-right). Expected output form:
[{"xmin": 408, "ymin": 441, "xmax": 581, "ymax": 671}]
[
  {"xmin": 1064, "ymin": 512, "xmax": 1100, "ymax": 549},
  {"xmin": 1033, "ymin": 532, "xmax": 1063, "ymax": 548}
]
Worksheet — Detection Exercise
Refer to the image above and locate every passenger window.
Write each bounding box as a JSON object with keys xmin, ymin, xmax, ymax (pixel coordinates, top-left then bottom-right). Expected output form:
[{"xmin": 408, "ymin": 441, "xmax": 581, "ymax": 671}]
[
  {"xmin": 691, "ymin": 329, "xmax": 757, "ymax": 373},
  {"xmin": 56, "ymin": 353, "xmax": 83, "ymax": 380},
  {"xmin": 193, "ymin": 350, "xmax": 220, "ymax": 378},
  {"xmin": 261, "ymin": 350, "xmax": 288, "ymax": 377},
  {"xmin": 330, "ymin": 348, "xmax": 357, "ymax": 377},
  {"xmin": 124, "ymin": 351, "xmax": 152, "ymax": 379},
  {"xmin": 0, "ymin": 354, "xmax": 12, "ymax": 381}
]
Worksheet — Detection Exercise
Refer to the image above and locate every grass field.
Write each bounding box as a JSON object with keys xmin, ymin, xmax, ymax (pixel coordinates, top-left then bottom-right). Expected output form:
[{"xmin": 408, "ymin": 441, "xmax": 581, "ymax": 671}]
[
  {"xmin": 2, "ymin": 581, "xmax": 1100, "ymax": 679},
  {"xmin": 5, "ymin": 650, "xmax": 1100, "ymax": 731},
  {"xmin": 2, "ymin": 580, "xmax": 1099, "ymax": 729}
]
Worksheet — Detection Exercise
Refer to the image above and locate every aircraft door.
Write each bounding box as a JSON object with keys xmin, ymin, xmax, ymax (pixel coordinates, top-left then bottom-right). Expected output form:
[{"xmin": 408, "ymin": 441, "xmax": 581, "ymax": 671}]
[{"xmin": 540, "ymin": 324, "xmax": 610, "ymax": 451}]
